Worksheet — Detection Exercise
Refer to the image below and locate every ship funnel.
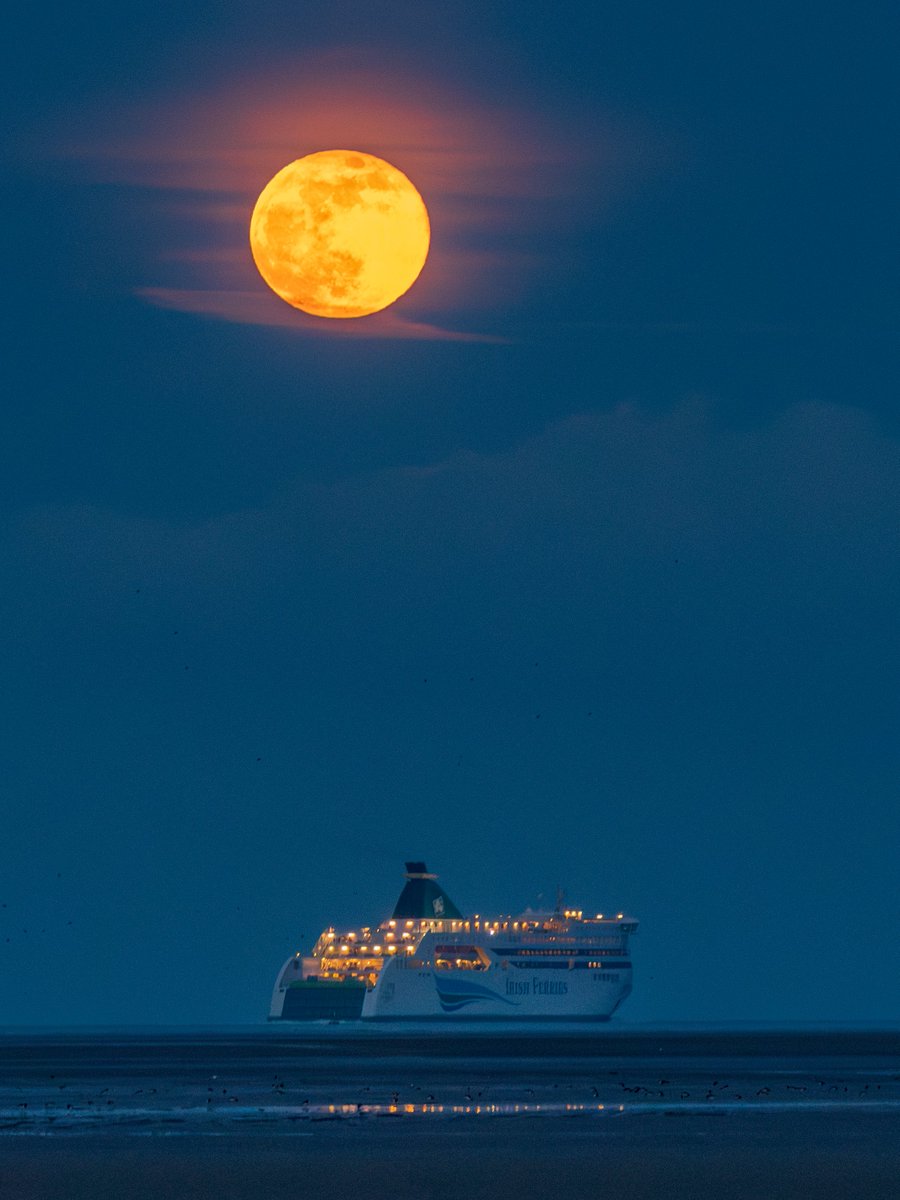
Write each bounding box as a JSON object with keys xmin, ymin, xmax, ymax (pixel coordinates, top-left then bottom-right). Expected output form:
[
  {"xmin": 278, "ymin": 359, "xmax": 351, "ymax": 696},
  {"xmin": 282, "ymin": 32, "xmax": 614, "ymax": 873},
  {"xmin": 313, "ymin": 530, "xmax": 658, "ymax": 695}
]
[
  {"xmin": 404, "ymin": 861, "xmax": 436, "ymax": 879},
  {"xmin": 393, "ymin": 862, "xmax": 464, "ymax": 920}
]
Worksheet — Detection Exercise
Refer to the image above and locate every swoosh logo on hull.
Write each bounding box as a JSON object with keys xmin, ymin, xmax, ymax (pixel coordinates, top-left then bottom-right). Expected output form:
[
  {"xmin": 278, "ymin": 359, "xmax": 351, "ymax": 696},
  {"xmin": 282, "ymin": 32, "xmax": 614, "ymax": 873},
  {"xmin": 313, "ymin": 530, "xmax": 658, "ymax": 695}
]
[{"xmin": 432, "ymin": 974, "xmax": 519, "ymax": 1013}]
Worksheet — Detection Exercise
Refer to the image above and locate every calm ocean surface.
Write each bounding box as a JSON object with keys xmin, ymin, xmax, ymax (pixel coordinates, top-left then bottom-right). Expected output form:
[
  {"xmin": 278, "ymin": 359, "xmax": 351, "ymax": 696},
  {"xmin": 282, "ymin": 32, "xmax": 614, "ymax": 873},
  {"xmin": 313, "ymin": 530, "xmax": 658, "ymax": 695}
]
[{"xmin": 1, "ymin": 1024, "xmax": 899, "ymax": 1198}]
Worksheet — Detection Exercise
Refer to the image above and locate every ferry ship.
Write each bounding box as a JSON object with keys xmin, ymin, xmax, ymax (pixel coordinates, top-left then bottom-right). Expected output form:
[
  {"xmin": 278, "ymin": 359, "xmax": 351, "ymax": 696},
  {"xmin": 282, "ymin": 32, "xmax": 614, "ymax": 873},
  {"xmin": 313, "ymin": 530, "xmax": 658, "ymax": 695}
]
[{"xmin": 270, "ymin": 862, "xmax": 638, "ymax": 1021}]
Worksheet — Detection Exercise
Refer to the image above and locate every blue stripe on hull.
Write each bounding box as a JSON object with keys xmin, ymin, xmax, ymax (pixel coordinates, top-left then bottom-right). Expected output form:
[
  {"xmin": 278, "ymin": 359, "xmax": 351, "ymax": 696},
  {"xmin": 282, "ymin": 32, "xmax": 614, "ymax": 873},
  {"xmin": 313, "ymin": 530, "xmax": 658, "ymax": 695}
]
[{"xmin": 508, "ymin": 960, "xmax": 632, "ymax": 969}]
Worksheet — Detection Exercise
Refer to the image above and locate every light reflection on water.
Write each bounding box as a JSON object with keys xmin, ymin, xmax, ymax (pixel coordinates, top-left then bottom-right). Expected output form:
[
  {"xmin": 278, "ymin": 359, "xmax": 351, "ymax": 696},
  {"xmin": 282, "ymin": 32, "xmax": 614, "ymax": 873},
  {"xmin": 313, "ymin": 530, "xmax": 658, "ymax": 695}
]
[
  {"xmin": 5, "ymin": 1097, "xmax": 900, "ymax": 1136},
  {"xmin": 2, "ymin": 1028, "xmax": 899, "ymax": 1137}
]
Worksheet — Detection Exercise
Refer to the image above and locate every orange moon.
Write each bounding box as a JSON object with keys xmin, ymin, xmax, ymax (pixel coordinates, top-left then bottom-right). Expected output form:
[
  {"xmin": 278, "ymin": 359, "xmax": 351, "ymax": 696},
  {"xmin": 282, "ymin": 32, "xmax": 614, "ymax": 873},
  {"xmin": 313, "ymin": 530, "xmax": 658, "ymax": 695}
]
[{"xmin": 249, "ymin": 150, "xmax": 430, "ymax": 318}]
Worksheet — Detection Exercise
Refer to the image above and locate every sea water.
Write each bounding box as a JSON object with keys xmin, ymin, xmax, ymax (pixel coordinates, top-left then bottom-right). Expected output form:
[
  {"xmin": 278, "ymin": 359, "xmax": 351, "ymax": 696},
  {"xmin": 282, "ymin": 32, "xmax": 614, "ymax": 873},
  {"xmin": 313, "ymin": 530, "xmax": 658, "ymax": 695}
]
[{"xmin": 1, "ymin": 1024, "xmax": 898, "ymax": 1199}]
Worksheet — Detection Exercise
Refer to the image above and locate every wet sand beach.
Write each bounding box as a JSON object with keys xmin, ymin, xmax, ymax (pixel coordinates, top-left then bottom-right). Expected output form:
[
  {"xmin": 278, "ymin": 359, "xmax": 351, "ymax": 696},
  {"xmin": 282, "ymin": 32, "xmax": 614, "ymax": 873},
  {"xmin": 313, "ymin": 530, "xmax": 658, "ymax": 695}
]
[
  {"xmin": 3, "ymin": 1113, "xmax": 900, "ymax": 1200},
  {"xmin": 1, "ymin": 1028, "xmax": 898, "ymax": 1199}
]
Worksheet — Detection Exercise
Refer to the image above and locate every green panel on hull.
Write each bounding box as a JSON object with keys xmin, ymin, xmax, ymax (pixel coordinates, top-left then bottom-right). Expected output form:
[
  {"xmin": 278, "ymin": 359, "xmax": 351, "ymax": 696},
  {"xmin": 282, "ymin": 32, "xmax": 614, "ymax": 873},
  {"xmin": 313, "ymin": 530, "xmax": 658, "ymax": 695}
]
[{"xmin": 280, "ymin": 980, "xmax": 366, "ymax": 1021}]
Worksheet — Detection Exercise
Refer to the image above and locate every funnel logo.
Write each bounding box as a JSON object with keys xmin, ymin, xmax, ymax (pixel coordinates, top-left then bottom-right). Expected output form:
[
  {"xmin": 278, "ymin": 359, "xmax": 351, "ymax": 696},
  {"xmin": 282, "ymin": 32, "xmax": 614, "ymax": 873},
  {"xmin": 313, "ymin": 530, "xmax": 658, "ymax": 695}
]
[{"xmin": 432, "ymin": 896, "xmax": 445, "ymax": 915}]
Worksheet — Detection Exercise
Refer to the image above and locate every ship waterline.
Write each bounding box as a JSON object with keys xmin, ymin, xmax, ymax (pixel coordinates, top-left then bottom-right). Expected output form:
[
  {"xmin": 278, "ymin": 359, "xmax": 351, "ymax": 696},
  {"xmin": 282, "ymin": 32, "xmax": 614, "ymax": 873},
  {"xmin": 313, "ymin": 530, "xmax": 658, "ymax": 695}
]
[{"xmin": 270, "ymin": 863, "xmax": 638, "ymax": 1021}]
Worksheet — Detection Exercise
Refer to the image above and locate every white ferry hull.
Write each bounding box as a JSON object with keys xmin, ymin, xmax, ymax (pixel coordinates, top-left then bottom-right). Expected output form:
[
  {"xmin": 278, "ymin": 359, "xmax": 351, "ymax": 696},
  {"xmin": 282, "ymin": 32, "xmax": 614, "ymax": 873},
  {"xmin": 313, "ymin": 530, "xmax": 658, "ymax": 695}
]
[{"xmin": 362, "ymin": 956, "xmax": 632, "ymax": 1020}]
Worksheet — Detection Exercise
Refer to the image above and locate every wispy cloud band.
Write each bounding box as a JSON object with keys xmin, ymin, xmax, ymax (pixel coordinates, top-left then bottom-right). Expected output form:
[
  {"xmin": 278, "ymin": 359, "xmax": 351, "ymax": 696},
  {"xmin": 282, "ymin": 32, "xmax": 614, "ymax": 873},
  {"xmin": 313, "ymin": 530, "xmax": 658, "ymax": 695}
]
[{"xmin": 48, "ymin": 51, "xmax": 654, "ymax": 340}]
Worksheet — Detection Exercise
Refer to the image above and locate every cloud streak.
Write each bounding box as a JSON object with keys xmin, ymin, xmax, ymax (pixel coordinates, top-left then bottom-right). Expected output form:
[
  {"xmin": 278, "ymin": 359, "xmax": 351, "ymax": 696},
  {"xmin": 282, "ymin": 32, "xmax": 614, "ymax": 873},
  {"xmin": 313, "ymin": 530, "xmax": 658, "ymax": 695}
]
[
  {"xmin": 49, "ymin": 49, "xmax": 653, "ymax": 340},
  {"xmin": 13, "ymin": 399, "xmax": 900, "ymax": 609},
  {"xmin": 138, "ymin": 288, "xmax": 508, "ymax": 342}
]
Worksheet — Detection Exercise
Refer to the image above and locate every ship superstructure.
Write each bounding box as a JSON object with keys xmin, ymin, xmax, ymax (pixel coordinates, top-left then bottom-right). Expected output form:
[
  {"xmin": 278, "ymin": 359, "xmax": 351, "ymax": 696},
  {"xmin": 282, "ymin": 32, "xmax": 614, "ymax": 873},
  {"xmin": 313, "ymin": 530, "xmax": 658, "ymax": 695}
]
[{"xmin": 270, "ymin": 862, "xmax": 638, "ymax": 1021}]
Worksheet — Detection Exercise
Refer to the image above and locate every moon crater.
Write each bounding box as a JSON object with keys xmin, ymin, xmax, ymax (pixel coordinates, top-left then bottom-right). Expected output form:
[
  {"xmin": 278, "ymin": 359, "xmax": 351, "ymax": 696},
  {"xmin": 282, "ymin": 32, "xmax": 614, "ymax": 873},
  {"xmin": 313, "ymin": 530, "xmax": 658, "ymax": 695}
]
[{"xmin": 250, "ymin": 150, "xmax": 430, "ymax": 318}]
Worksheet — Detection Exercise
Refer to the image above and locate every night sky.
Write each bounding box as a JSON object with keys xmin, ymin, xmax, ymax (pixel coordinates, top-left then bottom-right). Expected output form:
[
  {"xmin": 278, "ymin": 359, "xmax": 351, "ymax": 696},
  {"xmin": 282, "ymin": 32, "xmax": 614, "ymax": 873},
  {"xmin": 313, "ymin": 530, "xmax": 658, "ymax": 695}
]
[{"xmin": 3, "ymin": 4, "xmax": 899, "ymax": 1025}]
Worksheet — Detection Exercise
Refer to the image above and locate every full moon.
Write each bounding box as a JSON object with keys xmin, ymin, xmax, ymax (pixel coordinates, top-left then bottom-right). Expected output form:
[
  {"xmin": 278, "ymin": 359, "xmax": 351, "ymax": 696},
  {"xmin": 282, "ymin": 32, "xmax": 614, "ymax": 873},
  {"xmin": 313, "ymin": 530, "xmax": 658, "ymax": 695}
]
[{"xmin": 249, "ymin": 150, "xmax": 430, "ymax": 319}]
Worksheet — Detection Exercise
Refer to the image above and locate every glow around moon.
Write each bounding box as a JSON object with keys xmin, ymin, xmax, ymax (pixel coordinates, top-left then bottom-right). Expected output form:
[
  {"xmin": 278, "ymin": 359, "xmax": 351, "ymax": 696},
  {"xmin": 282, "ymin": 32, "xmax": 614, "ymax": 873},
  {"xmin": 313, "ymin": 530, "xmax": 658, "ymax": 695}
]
[{"xmin": 249, "ymin": 150, "xmax": 430, "ymax": 319}]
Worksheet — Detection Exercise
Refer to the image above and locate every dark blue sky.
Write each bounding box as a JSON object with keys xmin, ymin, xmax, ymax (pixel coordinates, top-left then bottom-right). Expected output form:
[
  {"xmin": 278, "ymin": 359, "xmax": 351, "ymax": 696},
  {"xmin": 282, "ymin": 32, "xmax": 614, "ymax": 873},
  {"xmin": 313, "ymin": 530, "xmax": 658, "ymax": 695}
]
[{"xmin": 3, "ymin": 3, "xmax": 899, "ymax": 1024}]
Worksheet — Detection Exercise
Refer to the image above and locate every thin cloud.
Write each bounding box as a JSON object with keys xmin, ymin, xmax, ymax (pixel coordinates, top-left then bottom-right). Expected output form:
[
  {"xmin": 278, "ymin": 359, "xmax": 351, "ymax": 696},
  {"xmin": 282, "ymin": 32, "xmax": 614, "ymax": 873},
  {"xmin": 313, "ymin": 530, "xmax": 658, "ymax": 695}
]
[
  {"xmin": 138, "ymin": 287, "xmax": 508, "ymax": 342},
  {"xmin": 13, "ymin": 399, "xmax": 900, "ymax": 602},
  {"xmin": 48, "ymin": 50, "xmax": 655, "ymax": 339}
]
